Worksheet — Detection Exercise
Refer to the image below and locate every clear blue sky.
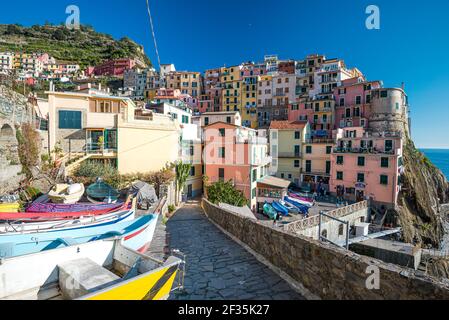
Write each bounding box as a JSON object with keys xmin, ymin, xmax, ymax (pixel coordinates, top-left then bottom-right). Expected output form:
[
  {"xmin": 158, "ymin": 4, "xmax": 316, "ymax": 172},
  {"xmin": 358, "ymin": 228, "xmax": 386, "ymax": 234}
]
[{"xmin": 2, "ymin": 0, "xmax": 449, "ymax": 148}]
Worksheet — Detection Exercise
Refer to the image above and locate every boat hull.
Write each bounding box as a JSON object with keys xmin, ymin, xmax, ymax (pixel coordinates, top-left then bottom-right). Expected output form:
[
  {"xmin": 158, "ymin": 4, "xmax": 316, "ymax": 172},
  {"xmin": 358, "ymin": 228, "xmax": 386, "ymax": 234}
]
[
  {"xmin": 272, "ymin": 201, "xmax": 289, "ymax": 216},
  {"xmin": 0, "ymin": 214, "xmax": 155, "ymax": 259}
]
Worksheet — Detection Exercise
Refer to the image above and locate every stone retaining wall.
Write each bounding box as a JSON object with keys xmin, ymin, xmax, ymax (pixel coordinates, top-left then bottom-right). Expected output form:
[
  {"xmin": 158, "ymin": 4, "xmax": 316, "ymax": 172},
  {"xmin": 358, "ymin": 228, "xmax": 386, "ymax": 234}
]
[{"xmin": 202, "ymin": 199, "xmax": 449, "ymax": 300}]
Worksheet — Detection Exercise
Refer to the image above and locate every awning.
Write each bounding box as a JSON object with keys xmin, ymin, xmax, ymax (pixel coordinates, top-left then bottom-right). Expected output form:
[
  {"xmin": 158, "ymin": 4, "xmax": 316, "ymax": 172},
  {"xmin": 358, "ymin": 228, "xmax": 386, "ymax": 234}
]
[{"xmin": 257, "ymin": 176, "xmax": 291, "ymax": 189}]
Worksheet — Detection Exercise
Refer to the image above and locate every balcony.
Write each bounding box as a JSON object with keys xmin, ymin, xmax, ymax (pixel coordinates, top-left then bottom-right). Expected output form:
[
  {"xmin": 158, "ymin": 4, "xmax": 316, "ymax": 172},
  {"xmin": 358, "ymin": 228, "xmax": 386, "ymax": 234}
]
[
  {"xmin": 86, "ymin": 143, "xmax": 117, "ymax": 157},
  {"xmin": 333, "ymin": 147, "xmax": 396, "ymax": 155},
  {"xmin": 305, "ymin": 138, "xmax": 335, "ymax": 144}
]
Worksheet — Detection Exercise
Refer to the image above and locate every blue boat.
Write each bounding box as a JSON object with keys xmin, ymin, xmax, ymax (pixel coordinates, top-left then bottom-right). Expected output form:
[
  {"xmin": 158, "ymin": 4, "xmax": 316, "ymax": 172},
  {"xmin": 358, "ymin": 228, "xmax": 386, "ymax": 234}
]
[
  {"xmin": 284, "ymin": 196, "xmax": 309, "ymax": 215},
  {"xmin": 271, "ymin": 201, "xmax": 289, "ymax": 216},
  {"xmin": 0, "ymin": 214, "xmax": 158, "ymax": 259}
]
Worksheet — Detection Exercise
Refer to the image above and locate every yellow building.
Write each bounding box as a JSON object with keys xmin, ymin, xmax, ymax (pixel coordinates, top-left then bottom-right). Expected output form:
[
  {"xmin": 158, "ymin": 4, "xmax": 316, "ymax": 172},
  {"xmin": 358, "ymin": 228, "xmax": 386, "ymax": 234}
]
[
  {"xmin": 308, "ymin": 98, "xmax": 335, "ymax": 133},
  {"xmin": 269, "ymin": 121, "xmax": 310, "ymax": 186},
  {"xmin": 301, "ymin": 140, "xmax": 334, "ymax": 192},
  {"xmin": 47, "ymin": 90, "xmax": 181, "ymax": 175},
  {"xmin": 241, "ymin": 75, "xmax": 259, "ymax": 128},
  {"xmin": 220, "ymin": 65, "xmax": 242, "ymax": 114}
]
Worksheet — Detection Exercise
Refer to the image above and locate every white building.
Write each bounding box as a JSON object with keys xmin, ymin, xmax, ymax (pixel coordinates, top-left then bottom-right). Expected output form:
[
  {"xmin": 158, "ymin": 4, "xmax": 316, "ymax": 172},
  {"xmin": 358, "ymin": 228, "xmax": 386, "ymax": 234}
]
[{"xmin": 0, "ymin": 52, "xmax": 14, "ymax": 72}]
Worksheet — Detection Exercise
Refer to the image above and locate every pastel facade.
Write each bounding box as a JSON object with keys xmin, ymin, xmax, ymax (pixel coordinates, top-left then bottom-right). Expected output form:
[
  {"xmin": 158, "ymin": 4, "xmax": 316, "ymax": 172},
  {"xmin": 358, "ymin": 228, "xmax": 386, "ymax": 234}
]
[
  {"xmin": 0, "ymin": 52, "xmax": 14, "ymax": 72},
  {"xmin": 301, "ymin": 141, "xmax": 334, "ymax": 191},
  {"xmin": 269, "ymin": 121, "xmax": 310, "ymax": 186},
  {"xmin": 220, "ymin": 65, "xmax": 242, "ymax": 113},
  {"xmin": 203, "ymin": 122, "xmax": 271, "ymax": 211},
  {"xmin": 200, "ymin": 111, "xmax": 242, "ymax": 127},
  {"xmin": 165, "ymin": 71, "xmax": 202, "ymax": 98},
  {"xmin": 180, "ymin": 123, "xmax": 203, "ymax": 198},
  {"xmin": 47, "ymin": 90, "xmax": 180, "ymax": 175},
  {"xmin": 94, "ymin": 58, "xmax": 137, "ymax": 77},
  {"xmin": 329, "ymin": 127, "xmax": 403, "ymax": 207}
]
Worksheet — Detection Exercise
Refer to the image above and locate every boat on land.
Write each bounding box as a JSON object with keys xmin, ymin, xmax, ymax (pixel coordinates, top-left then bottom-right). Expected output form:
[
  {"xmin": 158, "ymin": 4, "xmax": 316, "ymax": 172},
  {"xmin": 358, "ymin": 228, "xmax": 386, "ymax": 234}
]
[
  {"xmin": 0, "ymin": 201, "xmax": 135, "ymax": 234},
  {"xmin": 271, "ymin": 201, "xmax": 289, "ymax": 216},
  {"xmin": 48, "ymin": 183, "xmax": 85, "ymax": 204},
  {"xmin": 263, "ymin": 203, "xmax": 278, "ymax": 220},
  {"xmin": 86, "ymin": 179, "xmax": 120, "ymax": 203},
  {"xmin": 0, "ymin": 197, "xmax": 132, "ymax": 223},
  {"xmin": 0, "ymin": 211, "xmax": 158, "ymax": 259},
  {"xmin": 26, "ymin": 196, "xmax": 124, "ymax": 213},
  {"xmin": 288, "ymin": 193, "xmax": 314, "ymax": 208},
  {"xmin": 0, "ymin": 237, "xmax": 184, "ymax": 300},
  {"xmin": 279, "ymin": 200, "xmax": 300, "ymax": 214},
  {"xmin": 284, "ymin": 196, "xmax": 310, "ymax": 215},
  {"xmin": 0, "ymin": 203, "xmax": 20, "ymax": 213}
]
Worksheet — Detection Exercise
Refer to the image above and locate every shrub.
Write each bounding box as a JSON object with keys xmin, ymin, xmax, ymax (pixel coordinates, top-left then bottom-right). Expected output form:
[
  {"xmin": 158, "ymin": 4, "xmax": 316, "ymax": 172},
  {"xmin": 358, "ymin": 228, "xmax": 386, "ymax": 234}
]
[
  {"xmin": 206, "ymin": 180, "xmax": 248, "ymax": 207},
  {"xmin": 168, "ymin": 204, "xmax": 176, "ymax": 214},
  {"xmin": 16, "ymin": 123, "xmax": 41, "ymax": 178}
]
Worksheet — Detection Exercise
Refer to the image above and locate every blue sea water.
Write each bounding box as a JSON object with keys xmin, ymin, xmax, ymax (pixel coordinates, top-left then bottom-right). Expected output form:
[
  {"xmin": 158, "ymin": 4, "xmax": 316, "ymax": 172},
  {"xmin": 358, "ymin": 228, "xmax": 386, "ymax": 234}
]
[{"xmin": 420, "ymin": 149, "xmax": 449, "ymax": 180}]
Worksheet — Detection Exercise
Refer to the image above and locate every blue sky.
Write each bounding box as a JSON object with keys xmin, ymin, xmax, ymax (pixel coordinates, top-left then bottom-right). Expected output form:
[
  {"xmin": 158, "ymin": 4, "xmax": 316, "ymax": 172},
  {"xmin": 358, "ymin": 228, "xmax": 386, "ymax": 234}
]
[{"xmin": 2, "ymin": 0, "xmax": 449, "ymax": 148}]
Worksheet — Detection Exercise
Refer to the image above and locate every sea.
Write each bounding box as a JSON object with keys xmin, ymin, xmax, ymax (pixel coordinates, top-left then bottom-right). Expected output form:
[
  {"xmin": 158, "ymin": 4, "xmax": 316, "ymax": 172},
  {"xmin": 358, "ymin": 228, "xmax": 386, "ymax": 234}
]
[{"xmin": 420, "ymin": 149, "xmax": 449, "ymax": 180}]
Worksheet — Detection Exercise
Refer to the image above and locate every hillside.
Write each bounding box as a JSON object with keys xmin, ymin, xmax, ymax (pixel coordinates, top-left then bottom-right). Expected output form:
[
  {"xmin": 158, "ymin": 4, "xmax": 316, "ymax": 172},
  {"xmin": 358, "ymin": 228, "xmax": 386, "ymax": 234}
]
[{"xmin": 0, "ymin": 24, "xmax": 151, "ymax": 68}]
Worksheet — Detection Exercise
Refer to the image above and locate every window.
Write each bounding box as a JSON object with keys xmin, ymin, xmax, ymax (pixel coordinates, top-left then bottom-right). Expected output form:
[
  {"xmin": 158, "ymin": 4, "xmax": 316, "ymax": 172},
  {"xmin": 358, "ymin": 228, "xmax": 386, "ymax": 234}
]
[
  {"xmin": 336, "ymin": 171, "xmax": 344, "ymax": 180},
  {"xmin": 189, "ymin": 145, "xmax": 194, "ymax": 156},
  {"xmin": 58, "ymin": 110, "xmax": 82, "ymax": 129},
  {"xmin": 355, "ymin": 96, "xmax": 362, "ymax": 105},
  {"xmin": 357, "ymin": 156, "xmax": 365, "ymax": 166},
  {"xmin": 252, "ymin": 169, "xmax": 257, "ymax": 183},
  {"xmin": 305, "ymin": 160, "xmax": 312, "ymax": 173},
  {"xmin": 204, "ymin": 117, "xmax": 209, "ymax": 126},
  {"xmin": 385, "ymin": 140, "xmax": 393, "ymax": 152},
  {"xmin": 252, "ymin": 188, "xmax": 256, "ymax": 199},
  {"xmin": 380, "ymin": 90, "xmax": 388, "ymax": 98},
  {"xmin": 395, "ymin": 102, "xmax": 400, "ymax": 110},
  {"xmin": 345, "ymin": 108, "xmax": 351, "ymax": 118},
  {"xmin": 219, "ymin": 128, "xmax": 225, "ymax": 137},
  {"xmin": 366, "ymin": 94, "xmax": 371, "ymax": 104},
  {"xmin": 226, "ymin": 116, "xmax": 231, "ymax": 124},
  {"xmin": 294, "ymin": 131, "xmax": 300, "ymax": 139},
  {"xmin": 381, "ymin": 157, "xmax": 389, "ymax": 168},
  {"xmin": 190, "ymin": 166, "xmax": 196, "ymax": 177},
  {"xmin": 219, "ymin": 168, "xmax": 225, "ymax": 181},
  {"xmin": 288, "ymin": 174, "xmax": 292, "ymax": 179},
  {"xmin": 339, "ymin": 98, "xmax": 345, "ymax": 107},
  {"xmin": 357, "ymin": 173, "xmax": 365, "ymax": 183},
  {"xmin": 326, "ymin": 146, "xmax": 332, "ymax": 154},
  {"xmin": 338, "ymin": 224, "xmax": 344, "ymax": 236},
  {"xmin": 218, "ymin": 147, "xmax": 225, "ymax": 158},
  {"xmin": 306, "ymin": 146, "xmax": 312, "ymax": 154},
  {"xmin": 326, "ymin": 161, "xmax": 331, "ymax": 174},
  {"xmin": 380, "ymin": 175, "xmax": 388, "ymax": 185},
  {"xmin": 294, "ymin": 160, "xmax": 300, "ymax": 168},
  {"xmin": 337, "ymin": 156, "xmax": 344, "ymax": 165}
]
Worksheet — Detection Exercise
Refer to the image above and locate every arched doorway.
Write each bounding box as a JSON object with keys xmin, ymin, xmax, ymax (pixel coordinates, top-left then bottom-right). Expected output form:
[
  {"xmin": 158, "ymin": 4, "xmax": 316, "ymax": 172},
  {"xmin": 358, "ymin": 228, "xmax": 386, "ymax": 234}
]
[{"xmin": 0, "ymin": 124, "xmax": 14, "ymax": 138}]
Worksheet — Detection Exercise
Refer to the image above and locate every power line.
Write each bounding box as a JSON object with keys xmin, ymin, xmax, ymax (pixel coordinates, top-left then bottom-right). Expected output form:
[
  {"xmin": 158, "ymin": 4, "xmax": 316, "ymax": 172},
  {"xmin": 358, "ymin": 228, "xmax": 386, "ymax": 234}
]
[{"xmin": 145, "ymin": 0, "xmax": 162, "ymax": 73}]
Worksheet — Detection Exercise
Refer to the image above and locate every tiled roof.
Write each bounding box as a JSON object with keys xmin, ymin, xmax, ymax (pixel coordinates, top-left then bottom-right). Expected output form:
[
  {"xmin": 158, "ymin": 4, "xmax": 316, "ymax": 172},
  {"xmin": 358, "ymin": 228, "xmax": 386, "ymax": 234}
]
[{"xmin": 269, "ymin": 120, "xmax": 308, "ymax": 130}]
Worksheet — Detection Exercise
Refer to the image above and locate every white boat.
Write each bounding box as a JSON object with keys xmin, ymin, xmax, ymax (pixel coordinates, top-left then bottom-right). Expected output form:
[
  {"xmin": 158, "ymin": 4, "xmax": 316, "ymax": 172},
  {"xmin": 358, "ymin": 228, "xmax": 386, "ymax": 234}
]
[
  {"xmin": 0, "ymin": 237, "xmax": 184, "ymax": 300},
  {"xmin": 48, "ymin": 184, "xmax": 85, "ymax": 204},
  {"xmin": 279, "ymin": 200, "xmax": 300, "ymax": 214}
]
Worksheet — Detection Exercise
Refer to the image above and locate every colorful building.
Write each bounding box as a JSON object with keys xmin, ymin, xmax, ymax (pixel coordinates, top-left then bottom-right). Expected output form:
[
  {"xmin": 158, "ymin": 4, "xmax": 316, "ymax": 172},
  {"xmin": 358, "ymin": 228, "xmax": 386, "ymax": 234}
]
[
  {"xmin": 94, "ymin": 58, "xmax": 138, "ymax": 77},
  {"xmin": 329, "ymin": 127, "xmax": 403, "ymax": 207},
  {"xmin": 220, "ymin": 65, "xmax": 242, "ymax": 113},
  {"xmin": 203, "ymin": 121, "xmax": 271, "ymax": 211},
  {"xmin": 269, "ymin": 120, "xmax": 310, "ymax": 186}
]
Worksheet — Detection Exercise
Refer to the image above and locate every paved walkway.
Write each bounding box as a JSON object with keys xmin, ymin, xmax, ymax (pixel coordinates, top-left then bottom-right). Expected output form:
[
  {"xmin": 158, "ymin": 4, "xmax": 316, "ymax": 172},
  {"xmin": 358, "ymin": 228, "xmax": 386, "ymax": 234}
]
[{"xmin": 166, "ymin": 201, "xmax": 304, "ymax": 300}]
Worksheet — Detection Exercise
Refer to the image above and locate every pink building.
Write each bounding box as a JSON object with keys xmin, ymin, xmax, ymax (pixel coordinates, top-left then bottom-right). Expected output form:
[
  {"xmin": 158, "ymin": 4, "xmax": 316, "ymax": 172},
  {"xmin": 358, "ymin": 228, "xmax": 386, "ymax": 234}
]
[
  {"xmin": 333, "ymin": 78, "xmax": 382, "ymax": 129},
  {"xmin": 329, "ymin": 127, "xmax": 403, "ymax": 207},
  {"xmin": 203, "ymin": 122, "xmax": 271, "ymax": 211},
  {"xmin": 94, "ymin": 58, "xmax": 137, "ymax": 77}
]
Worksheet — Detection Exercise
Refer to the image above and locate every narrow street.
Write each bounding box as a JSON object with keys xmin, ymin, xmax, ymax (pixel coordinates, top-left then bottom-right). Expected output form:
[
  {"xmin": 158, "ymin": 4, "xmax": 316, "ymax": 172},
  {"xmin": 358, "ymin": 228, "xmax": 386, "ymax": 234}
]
[{"xmin": 166, "ymin": 201, "xmax": 304, "ymax": 300}]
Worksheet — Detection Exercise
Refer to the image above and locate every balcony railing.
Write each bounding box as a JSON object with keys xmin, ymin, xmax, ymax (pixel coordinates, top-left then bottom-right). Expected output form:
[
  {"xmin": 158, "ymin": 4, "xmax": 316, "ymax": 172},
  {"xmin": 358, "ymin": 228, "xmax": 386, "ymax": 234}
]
[
  {"xmin": 333, "ymin": 147, "xmax": 396, "ymax": 155},
  {"xmin": 86, "ymin": 143, "xmax": 117, "ymax": 155}
]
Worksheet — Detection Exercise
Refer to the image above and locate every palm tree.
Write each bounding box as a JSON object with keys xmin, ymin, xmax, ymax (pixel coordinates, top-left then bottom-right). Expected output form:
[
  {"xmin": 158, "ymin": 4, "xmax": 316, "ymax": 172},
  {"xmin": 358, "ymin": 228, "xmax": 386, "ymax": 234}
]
[{"xmin": 175, "ymin": 161, "xmax": 192, "ymax": 205}]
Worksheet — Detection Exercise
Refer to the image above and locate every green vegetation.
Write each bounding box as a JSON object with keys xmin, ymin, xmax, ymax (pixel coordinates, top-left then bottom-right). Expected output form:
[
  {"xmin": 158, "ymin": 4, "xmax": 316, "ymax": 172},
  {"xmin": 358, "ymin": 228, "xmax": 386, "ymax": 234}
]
[
  {"xmin": 0, "ymin": 24, "xmax": 151, "ymax": 68},
  {"xmin": 16, "ymin": 123, "xmax": 41, "ymax": 178},
  {"xmin": 206, "ymin": 180, "xmax": 248, "ymax": 207},
  {"xmin": 175, "ymin": 161, "xmax": 192, "ymax": 204}
]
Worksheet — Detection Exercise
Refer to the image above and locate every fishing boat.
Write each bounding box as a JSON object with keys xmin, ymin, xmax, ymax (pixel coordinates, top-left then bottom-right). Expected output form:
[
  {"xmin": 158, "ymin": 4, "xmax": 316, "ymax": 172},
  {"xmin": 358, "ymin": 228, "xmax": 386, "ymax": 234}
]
[
  {"xmin": 48, "ymin": 183, "xmax": 85, "ymax": 204},
  {"xmin": 284, "ymin": 196, "xmax": 309, "ymax": 215},
  {"xmin": 0, "ymin": 236, "xmax": 184, "ymax": 300},
  {"xmin": 263, "ymin": 203, "xmax": 277, "ymax": 220},
  {"xmin": 279, "ymin": 200, "xmax": 300, "ymax": 214},
  {"xmin": 288, "ymin": 193, "xmax": 314, "ymax": 208},
  {"xmin": 0, "ymin": 203, "xmax": 20, "ymax": 213},
  {"xmin": 0, "ymin": 212, "xmax": 158, "ymax": 259},
  {"xmin": 86, "ymin": 179, "xmax": 120, "ymax": 203},
  {"xmin": 271, "ymin": 201, "xmax": 289, "ymax": 216},
  {"xmin": 0, "ymin": 201, "xmax": 135, "ymax": 234},
  {"xmin": 26, "ymin": 197, "xmax": 124, "ymax": 213},
  {"xmin": 0, "ymin": 197, "xmax": 132, "ymax": 223}
]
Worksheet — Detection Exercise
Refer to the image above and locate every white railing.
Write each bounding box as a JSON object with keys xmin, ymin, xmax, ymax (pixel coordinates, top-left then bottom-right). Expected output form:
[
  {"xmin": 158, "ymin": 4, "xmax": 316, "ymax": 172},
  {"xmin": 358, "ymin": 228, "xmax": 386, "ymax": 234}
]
[{"xmin": 283, "ymin": 200, "xmax": 368, "ymax": 234}]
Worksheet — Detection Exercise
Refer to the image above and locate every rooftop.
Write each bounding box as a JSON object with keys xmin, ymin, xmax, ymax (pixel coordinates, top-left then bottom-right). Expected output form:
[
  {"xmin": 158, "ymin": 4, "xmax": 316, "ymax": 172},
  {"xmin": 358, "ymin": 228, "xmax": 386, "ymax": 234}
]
[
  {"xmin": 257, "ymin": 176, "xmax": 292, "ymax": 189},
  {"xmin": 269, "ymin": 120, "xmax": 308, "ymax": 130}
]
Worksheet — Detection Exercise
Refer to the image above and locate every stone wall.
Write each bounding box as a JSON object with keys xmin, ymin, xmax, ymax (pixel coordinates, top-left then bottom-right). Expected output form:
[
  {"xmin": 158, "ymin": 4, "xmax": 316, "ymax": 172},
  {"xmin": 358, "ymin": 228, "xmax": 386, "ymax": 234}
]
[{"xmin": 202, "ymin": 199, "xmax": 449, "ymax": 299}]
